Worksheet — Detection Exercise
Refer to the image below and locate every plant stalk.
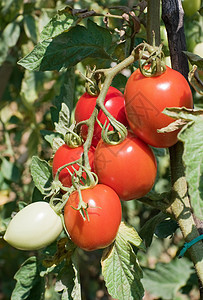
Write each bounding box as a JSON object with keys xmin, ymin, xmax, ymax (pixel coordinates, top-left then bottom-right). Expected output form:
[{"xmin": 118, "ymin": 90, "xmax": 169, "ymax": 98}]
[
  {"xmin": 147, "ymin": 0, "xmax": 161, "ymax": 45},
  {"xmin": 161, "ymin": 0, "xmax": 203, "ymax": 288}
]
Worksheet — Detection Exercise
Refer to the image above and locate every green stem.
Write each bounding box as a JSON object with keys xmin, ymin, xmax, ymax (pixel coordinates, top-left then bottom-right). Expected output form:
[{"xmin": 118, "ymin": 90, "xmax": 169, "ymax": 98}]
[
  {"xmin": 79, "ymin": 107, "xmax": 99, "ymax": 170},
  {"xmin": 147, "ymin": 0, "xmax": 161, "ymax": 46},
  {"xmin": 95, "ymin": 49, "xmax": 141, "ymax": 142}
]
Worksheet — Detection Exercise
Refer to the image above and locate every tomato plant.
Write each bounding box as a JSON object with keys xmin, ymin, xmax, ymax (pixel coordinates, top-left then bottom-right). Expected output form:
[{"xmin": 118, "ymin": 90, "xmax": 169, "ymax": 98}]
[
  {"xmin": 124, "ymin": 66, "xmax": 193, "ymax": 148},
  {"xmin": 3, "ymin": 202, "xmax": 63, "ymax": 250},
  {"xmin": 52, "ymin": 144, "xmax": 95, "ymax": 187},
  {"xmin": 75, "ymin": 86, "xmax": 128, "ymax": 147},
  {"xmin": 93, "ymin": 133, "xmax": 157, "ymax": 201},
  {"xmin": 64, "ymin": 184, "xmax": 122, "ymax": 251}
]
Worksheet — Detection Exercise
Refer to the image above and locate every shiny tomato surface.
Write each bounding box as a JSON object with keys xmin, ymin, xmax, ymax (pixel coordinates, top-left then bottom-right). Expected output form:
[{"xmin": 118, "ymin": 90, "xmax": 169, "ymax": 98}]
[
  {"xmin": 64, "ymin": 184, "xmax": 122, "ymax": 251},
  {"xmin": 75, "ymin": 86, "xmax": 128, "ymax": 147},
  {"xmin": 124, "ymin": 66, "xmax": 193, "ymax": 148},
  {"xmin": 94, "ymin": 133, "xmax": 157, "ymax": 201},
  {"xmin": 52, "ymin": 144, "xmax": 95, "ymax": 187},
  {"xmin": 4, "ymin": 202, "xmax": 63, "ymax": 250}
]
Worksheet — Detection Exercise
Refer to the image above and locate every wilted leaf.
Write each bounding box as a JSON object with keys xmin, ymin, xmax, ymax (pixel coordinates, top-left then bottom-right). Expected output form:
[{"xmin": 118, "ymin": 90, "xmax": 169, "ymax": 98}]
[
  {"xmin": 183, "ymin": 51, "xmax": 203, "ymax": 70},
  {"xmin": 188, "ymin": 65, "xmax": 203, "ymax": 95},
  {"xmin": 18, "ymin": 20, "xmax": 112, "ymax": 71},
  {"xmin": 162, "ymin": 107, "xmax": 203, "ymax": 122},
  {"xmin": 158, "ymin": 119, "xmax": 188, "ymax": 133}
]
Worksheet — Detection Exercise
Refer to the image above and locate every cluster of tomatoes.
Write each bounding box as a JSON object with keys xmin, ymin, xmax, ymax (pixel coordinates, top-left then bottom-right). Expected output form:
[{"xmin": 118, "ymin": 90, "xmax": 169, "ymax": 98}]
[
  {"xmin": 53, "ymin": 66, "xmax": 193, "ymax": 251},
  {"xmin": 4, "ymin": 65, "xmax": 193, "ymax": 252}
]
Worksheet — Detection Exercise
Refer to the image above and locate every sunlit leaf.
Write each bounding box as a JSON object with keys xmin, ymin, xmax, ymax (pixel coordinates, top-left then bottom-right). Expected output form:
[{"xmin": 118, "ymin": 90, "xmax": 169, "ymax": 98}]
[
  {"xmin": 40, "ymin": 6, "xmax": 79, "ymax": 41},
  {"xmin": 18, "ymin": 20, "xmax": 112, "ymax": 71},
  {"xmin": 30, "ymin": 156, "xmax": 52, "ymax": 194},
  {"xmin": 101, "ymin": 222, "xmax": 144, "ymax": 300},
  {"xmin": 162, "ymin": 107, "xmax": 203, "ymax": 220}
]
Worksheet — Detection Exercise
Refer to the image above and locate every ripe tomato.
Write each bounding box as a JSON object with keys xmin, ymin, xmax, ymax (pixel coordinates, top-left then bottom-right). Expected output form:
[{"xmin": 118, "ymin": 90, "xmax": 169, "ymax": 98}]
[
  {"xmin": 93, "ymin": 133, "xmax": 157, "ymax": 201},
  {"xmin": 64, "ymin": 184, "xmax": 122, "ymax": 251},
  {"xmin": 4, "ymin": 202, "xmax": 63, "ymax": 250},
  {"xmin": 75, "ymin": 86, "xmax": 128, "ymax": 147},
  {"xmin": 124, "ymin": 66, "xmax": 193, "ymax": 148},
  {"xmin": 52, "ymin": 144, "xmax": 95, "ymax": 187}
]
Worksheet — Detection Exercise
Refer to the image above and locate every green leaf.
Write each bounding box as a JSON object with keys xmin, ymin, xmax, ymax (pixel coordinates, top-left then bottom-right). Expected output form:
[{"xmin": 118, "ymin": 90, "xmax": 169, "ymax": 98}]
[
  {"xmin": 40, "ymin": 6, "xmax": 79, "ymax": 41},
  {"xmin": 40, "ymin": 130, "xmax": 62, "ymax": 148},
  {"xmin": 178, "ymin": 120, "xmax": 203, "ymax": 220},
  {"xmin": 139, "ymin": 212, "xmax": 167, "ymax": 247},
  {"xmin": 54, "ymin": 103, "xmax": 70, "ymax": 137},
  {"xmin": 1, "ymin": 0, "xmax": 23, "ymax": 24},
  {"xmin": 142, "ymin": 258, "xmax": 194, "ymax": 299},
  {"xmin": 1, "ymin": 157, "xmax": 21, "ymax": 183},
  {"xmin": 0, "ymin": 21, "xmax": 20, "ymax": 64},
  {"xmin": 118, "ymin": 222, "xmax": 146, "ymax": 251},
  {"xmin": 30, "ymin": 156, "xmax": 52, "ymax": 194},
  {"xmin": 155, "ymin": 218, "xmax": 179, "ymax": 239},
  {"xmin": 11, "ymin": 256, "xmax": 45, "ymax": 300},
  {"xmin": 18, "ymin": 20, "xmax": 112, "ymax": 71},
  {"xmin": 55, "ymin": 249, "xmax": 81, "ymax": 300},
  {"xmin": 101, "ymin": 222, "xmax": 144, "ymax": 300},
  {"xmin": 53, "ymin": 68, "xmax": 75, "ymax": 113},
  {"xmin": 24, "ymin": 14, "xmax": 38, "ymax": 44},
  {"xmin": 183, "ymin": 51, "xmax": 203, "ymax": 70},
  {"xmin": 3, "ymin": 21, "xmax": 21, "ymax": 48},
  {"xmin": 162, "ymin": 108, "xmax": 203, "ymax": 220}
]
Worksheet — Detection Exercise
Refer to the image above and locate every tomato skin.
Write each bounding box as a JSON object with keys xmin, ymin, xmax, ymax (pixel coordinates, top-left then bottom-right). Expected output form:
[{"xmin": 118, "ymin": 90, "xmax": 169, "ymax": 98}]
[
  {"xmin": 52, "ymin": 144, "xmax": 95, "ymax": 187},
  {"xmin": 94, "ymin": 133, "xmax": 157, "ymax": 201},
  {"xmin": 64, "ymin": 184, "xmax": 122, "ymax": 251},
  {"xmin": 4, "ymin": 202, "xmax": 63, "ymax": 250},
  {"xmin": 124, "ymin": 66, "xmax": 193, "ymax": 148},
  {"xmin": 75, "ymin": 86, "xmax": 128, "ymax": 147}
]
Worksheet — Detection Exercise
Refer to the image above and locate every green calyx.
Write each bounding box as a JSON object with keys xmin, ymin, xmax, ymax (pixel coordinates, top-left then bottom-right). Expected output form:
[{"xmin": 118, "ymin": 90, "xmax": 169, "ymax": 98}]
[
  {"xmin": 139, "ymin": 40, "xmax": 166, "ymax": 77},
  {"xmin": 64, "ymin": 123, "xmax": 83, "ymax": 148}
]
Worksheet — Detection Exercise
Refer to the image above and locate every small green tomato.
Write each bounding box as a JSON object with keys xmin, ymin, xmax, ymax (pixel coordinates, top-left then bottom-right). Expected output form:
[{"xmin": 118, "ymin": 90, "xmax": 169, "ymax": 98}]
[{"xmin": 4, "ymin": 202, "xmax": 63, "ymax": 250}]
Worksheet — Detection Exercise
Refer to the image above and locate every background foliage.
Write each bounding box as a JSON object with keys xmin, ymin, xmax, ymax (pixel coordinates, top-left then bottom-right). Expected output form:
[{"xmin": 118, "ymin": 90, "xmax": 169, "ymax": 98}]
[{"xmin": 0, "ymin": 0, "xmax": 202, "ymax": 299}]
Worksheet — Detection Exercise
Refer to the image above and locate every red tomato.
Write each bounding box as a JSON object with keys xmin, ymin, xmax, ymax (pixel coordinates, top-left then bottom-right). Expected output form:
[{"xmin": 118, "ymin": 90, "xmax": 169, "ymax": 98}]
[
  {"xmin": 52, "ymin": 144, "xmax": 95, "ymax": 187},
  {"xmin": 64, "ymin": 184, "xmax": 122, "ymax": 251},
  {"xmin": 94, "ymin": 133, "xmax": 157, "ymax": 201},
  {"xmin": 75, "ymin": 86, "xmax": 128, "ymax": 147},
  {"xmin": 124, "ymin": 66, "xmax": 193, "ymax": 148}
]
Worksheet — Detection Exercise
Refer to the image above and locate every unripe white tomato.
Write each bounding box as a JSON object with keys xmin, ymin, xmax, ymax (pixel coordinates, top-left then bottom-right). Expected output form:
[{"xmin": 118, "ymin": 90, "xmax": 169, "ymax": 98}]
[{"xmin": 4, "ymin": 202, "xmax": 63, "ymax": 250}]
